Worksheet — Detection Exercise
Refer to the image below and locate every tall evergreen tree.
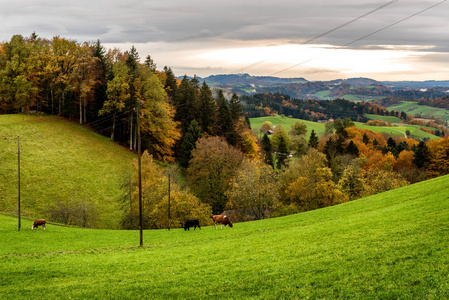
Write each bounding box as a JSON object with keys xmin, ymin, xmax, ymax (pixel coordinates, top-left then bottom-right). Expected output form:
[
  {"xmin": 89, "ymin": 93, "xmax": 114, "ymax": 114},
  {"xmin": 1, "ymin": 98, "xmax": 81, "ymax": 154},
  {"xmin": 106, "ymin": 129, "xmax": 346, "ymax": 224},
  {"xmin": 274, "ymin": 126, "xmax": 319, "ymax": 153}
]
[
  {"xmin": 413, "ymin": 141, "xmax": 431, "ymax": 169},
  {"xmin": 216, "ymin": 90, "xmax": 236, "ymax": 146},
  {"xmin": 179, "ymin": 119, "xmax": 202, "ymax": 167},
  {"xmin": 345, "ymin": 140, "xmax": 359, "ymax": 157},
  {"xmin": 91, "ymin": 40, "xmax": 109, "ymax": 122},
  {"xmin": 276, "ymin": 134, "xmax": 290, "ymax": 169},
  {"xmin": 308, "ymin": 129, "xmax": 319, "ymax": 149},
  {"xmin": 261, "ymin": 134, "xmax": 275, "ymax": 168},
  {"xmin": 229, "ymin": 92, "xmax": 243, "ymax": 123},
  {"xmin": 244, "ymin": 115, "xmax": 251, "ymax": 129},
  {"xmin": 198, "ymin": 81, "xmax": 216, "ymax": 135},
  {"xmin": 163, "ymin": 66, "xmax": 177, "ymax": 101},
  {"xmin": 144, "ymin": 55, "xmax": 157, "ymax": 72},
  {"xmin": 174, "ymin": 76, "xmax": 197, "ymax": 134},
  {"xmin": 362, "ymin": 132, "xmax": 369, "ymax": 145}
]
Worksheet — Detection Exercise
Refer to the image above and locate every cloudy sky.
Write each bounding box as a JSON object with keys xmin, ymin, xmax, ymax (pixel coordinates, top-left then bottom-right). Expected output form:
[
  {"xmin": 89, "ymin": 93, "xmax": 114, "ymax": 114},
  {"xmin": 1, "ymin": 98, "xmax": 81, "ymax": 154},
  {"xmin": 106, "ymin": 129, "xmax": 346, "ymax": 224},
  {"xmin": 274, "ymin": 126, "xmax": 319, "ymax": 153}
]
[{"xmin": 1, "ymin": 0, "xmax": 448, "ymax": 81}]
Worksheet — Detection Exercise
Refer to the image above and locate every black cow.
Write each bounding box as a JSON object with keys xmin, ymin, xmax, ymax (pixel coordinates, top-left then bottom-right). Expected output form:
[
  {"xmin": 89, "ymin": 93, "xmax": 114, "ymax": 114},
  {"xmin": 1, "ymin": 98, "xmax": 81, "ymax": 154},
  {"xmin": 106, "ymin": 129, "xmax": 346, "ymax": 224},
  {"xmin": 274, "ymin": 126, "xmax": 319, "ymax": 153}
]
[{"xmin": 184, "ymin": 219, "xmax": 201, "ymax": 231}]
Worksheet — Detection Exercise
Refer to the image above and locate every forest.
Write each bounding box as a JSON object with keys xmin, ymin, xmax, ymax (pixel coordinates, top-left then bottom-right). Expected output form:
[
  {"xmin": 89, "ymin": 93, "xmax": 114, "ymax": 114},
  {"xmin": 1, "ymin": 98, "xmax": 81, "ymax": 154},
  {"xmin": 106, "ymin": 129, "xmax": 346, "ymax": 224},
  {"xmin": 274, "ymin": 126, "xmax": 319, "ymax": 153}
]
[{"xmin": 2, "ymin": 33, "xmax": 449, "ymax": 229}]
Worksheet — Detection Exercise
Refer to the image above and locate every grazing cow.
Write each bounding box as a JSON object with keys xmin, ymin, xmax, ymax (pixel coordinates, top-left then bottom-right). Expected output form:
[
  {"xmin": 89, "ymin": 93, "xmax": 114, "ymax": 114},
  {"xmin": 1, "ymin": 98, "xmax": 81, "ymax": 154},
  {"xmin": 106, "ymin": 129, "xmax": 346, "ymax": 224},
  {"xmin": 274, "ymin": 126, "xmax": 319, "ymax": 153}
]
[
  {"xmin": 212, "ymin": 215, "xmax": 233, "ymax": 229},
  {"xmin": 184, "ymin": 219, "xmax": 201, "ymax": 231},
  {"xmin": 31, "ymin": 219, "xmax": 46, "ymax": 230}
]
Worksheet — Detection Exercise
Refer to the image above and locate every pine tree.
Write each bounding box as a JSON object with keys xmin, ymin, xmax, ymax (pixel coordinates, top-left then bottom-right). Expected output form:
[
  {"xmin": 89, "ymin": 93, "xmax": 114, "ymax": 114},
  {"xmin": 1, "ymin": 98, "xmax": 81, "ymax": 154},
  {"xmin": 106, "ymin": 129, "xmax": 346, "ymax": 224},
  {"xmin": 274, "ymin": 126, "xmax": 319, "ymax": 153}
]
[
  {"xmin": 362, "ymin": 132, "xmax": 369, "ymax": 145},
  {"xmin": 261, "ymin": 134, "xmax": 275, "ymax": 168},
  {"xmin": 144, "ymin": 55, "xmax": 157, "ymax": 72},
  {"xmin": 413, "ymin": 141, "xmax": 431, "ymax": 169},
  {"xmin": 346, "ymin": 140, "xmax": 359, "ymax": 157},
  {"xmin": 276, "ymin": 135, "xmax": 290, "ymax": 168},
  {"xmin": 174, "ymin": 76, "xmax": 198, "ymax": 134},
  {"xmin": 163, "ymin": 66, "xmax": 177, "ymax": 101},
  {"xmin": 308, "ymin": 129, "xmax": 319, "ymax": 149},
  {"xmin": 229, "ymin": 93, "xmax": 243, "ymax": 123},
  {"xmin": 244, "ymin": 115, "xmax": 251, "ymax": 129},
  {"xmin": 216, "ymin": 90, "xmax": 236, "ymax": 146},
  {"xmin": 179, "ymin": 120, "xmax": 202, "ymax": 167},
  {"xmin": 198, "ymin": 81, "xmax": 216, "ymax": 135}
]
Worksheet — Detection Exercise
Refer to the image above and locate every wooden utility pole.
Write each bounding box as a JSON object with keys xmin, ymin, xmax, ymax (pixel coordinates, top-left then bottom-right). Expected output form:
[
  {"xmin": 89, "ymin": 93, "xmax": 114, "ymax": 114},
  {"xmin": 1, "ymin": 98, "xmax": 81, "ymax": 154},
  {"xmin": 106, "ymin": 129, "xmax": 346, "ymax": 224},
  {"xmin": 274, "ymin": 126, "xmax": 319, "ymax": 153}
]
[
  {"xmin": 137, "ymin": 99, "xmax": 143, "ymax": 246},
  {"xmin": 168, "ymin": 172, "xmax": 171, "ymax": 230},
  {"xmin": 17, "ymin": 136, "xmax": 21, "ymax": 231}
]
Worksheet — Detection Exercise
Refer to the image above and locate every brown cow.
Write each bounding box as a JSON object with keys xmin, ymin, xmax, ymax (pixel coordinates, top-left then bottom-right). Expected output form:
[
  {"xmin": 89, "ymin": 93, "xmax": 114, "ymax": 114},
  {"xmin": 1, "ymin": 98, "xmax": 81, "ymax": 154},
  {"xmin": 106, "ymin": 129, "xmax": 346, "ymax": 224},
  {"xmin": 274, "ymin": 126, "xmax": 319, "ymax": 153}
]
[
  {"xmin": 212, "ymin": 215, "xmax": 233, "ymax": 229},
  {"xmin": 32, "ymin": 219, "xmax": 46, "ymax": 230}
]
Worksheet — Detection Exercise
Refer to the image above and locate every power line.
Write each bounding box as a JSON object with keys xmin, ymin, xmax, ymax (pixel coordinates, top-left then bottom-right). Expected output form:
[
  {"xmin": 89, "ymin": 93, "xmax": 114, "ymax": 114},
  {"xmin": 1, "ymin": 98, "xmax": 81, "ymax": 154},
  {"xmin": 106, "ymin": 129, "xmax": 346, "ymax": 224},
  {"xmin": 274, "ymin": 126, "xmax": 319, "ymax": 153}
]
[
  {"xmin": 341, "ymin": 0, "xmax": 447, "ymax": 48},
  {"xmin": 269, "ymin": 0, "xmax": 447, "ymax": 76},
  {"xmin": 231, "ymin": 0, "xmax": 399, "ymax": 74}
]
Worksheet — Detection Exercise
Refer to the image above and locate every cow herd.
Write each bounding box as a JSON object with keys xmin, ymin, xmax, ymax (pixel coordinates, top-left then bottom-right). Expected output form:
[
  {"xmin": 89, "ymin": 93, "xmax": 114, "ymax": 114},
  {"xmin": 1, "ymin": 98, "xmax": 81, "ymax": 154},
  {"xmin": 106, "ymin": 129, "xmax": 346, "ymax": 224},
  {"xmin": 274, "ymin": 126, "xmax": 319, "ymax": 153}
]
[
  {"xmin": 184, "ymin": 215, "xmax": 233, "ymax": 231},
  {"xmin": 31, "ymin": 215, "xmax": 233, "ymax": 231}
]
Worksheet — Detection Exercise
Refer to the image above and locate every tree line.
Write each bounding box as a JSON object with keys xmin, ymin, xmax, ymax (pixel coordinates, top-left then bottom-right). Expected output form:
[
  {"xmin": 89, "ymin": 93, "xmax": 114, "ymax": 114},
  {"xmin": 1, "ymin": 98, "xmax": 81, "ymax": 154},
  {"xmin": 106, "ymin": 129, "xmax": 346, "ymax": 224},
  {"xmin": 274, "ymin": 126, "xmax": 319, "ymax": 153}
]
[
  {"xmin": 240, "ymin": 93, "xmax": 410, "ymax": 122},
  {"xmin": 0, "ymin": 33, "xmax": 257, "ymax": 163}
]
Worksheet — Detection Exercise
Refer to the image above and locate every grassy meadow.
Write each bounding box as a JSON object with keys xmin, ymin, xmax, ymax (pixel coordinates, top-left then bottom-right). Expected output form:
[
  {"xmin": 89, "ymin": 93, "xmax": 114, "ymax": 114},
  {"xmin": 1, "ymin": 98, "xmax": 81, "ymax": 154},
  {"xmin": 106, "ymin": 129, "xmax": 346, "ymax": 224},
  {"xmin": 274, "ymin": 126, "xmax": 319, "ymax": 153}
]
[
  {"xmin": 0, "ymin": 114, "xmax": 135, "ymax": 228},
  {"xmin": 387, "ymin": 101, "xmax": 449, "ymax": 122},
  {"xmin": 250, "ymin": 116, "xmax": 326, "ymax": 137},
  {"xmin": 251, "ymin": 115, "xmax": 438, "ymax": 140},
  {"xmin": 1, "ymin": 174, "xmax": 448, "ymax": 299}
]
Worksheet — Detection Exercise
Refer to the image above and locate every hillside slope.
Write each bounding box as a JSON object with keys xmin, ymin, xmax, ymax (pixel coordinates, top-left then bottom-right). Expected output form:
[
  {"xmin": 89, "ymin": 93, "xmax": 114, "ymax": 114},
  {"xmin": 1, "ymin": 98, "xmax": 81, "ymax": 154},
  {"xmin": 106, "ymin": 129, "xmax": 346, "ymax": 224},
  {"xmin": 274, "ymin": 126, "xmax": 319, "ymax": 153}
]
[
  {"xmin": 1, "ymin": 174, "xmax": 448, "ymax": 298},
  {"xmin": 0, "ymin": 114, "xmax": 135, "ymax": 228}
]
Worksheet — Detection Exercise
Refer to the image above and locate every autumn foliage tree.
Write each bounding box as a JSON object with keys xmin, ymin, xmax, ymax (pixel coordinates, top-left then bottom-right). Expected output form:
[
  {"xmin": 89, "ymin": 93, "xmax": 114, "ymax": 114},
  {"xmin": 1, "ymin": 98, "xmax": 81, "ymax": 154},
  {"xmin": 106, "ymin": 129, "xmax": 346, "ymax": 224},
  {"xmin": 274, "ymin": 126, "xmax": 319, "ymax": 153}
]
[
  {"xmin": 188, "ymin": 136, "xmax": 244, "ymax": 214},
  {"xmin": 280, "ymin": 149, "xmax": 348, "ymax": 211},
  {"xmin": 226, "ymin": 159, "xmax": 279, "ymax": 220}
]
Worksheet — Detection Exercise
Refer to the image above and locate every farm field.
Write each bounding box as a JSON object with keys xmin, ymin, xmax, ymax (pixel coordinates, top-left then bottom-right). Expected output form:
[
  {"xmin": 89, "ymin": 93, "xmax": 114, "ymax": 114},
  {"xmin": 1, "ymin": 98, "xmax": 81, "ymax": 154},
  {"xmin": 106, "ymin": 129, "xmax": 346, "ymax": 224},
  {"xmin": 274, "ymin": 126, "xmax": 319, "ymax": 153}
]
[
  {"xmin": 0, "ymin": 114, "xmax": 135, "ymax": 228},
  {"xmin": 1, "ymin": 174, "xmax": 448, "ymax": 299},
  {"xmin": 250, "ymin": 116, "xmax": 325, "ymax": 137},
  {"xmin": 341, "ymin": 94, "xmax": 385, "ymax": 102},
  {"xmin": 364, "ymin": 114, "xmax": 402, "ymax": 124},
  {"xmin": 250, "ymin": 115, "xmax": 438, "ymax": 140},
  {"xmin": 355, "ymin": 123, "xmax": 439, "ymax": 140},
  {"xmin": 387, "ymin": 101, "xmax": 449, "ymax": 122}
]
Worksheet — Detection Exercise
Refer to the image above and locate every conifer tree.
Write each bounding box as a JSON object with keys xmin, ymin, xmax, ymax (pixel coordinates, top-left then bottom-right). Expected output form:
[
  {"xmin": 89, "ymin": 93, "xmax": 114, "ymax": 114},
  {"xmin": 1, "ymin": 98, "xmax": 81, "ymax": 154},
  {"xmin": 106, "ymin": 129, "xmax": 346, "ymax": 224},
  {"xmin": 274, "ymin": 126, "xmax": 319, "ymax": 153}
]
[
  {"xmin": 144, "ymin": 55, "xmax": 157, "ymax": 72},
  {"xmin": 413, "ymin": 141, "xmax": 431, "ymax": 169},
  {"xmin": 174, "ymin": 76, "xmax": 197, "ymax": 134},
  {"xmin": 229, "ymin": 92, "xmax": 243, "ymax": 123},
  {"xmin": 244, "ymin": 115, "xmax": 251, "ymax": 129},
  {"xmin": 277, "ymin": 135, "xmax": 290, "ymax": 168},
  {"xmin": 308, "ymin": 129, "xmax": 319, "ymax": 149},
  {"xmin": 163, "ymin": 66, "xmax": 177, "ymax": 101},
  {"xmin": 198, "ymin": 81, "xmax": 216, "ymax": 135},
  {"xmin": 346, "ymin": 140, "xmax": 359, "ymax": 157},
  {"xmin": 362, "ymin": 132, "xmax": 369, "ymax": 145},
  {"xmin": 216, "ymin": 90, "xmax": 236, "ymax": 146},
  {"xmin": 179, "ymin": 119, "xmax": 202, "ymax": 167},
  {"xmin": 261, "ymin": 134, "xmax": 275, "ymax": 168}
]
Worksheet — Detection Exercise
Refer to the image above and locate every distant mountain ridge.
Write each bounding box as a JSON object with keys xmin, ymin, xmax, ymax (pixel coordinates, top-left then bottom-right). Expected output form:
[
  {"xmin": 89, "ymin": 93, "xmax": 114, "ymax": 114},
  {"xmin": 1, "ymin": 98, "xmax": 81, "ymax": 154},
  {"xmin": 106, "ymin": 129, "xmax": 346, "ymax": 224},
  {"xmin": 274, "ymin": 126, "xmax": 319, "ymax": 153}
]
[{"xmin": 181, "ymin": 74, "xmax": 449, "ymax": 100}]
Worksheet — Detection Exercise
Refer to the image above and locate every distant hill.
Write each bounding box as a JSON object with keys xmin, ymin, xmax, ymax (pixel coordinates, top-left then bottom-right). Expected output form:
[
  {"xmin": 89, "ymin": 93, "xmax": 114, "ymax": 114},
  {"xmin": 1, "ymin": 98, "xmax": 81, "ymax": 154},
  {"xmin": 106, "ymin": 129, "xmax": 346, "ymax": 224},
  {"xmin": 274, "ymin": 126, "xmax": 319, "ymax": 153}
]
[
  {"xmin": 183, "ymin": 73, "xmax": 449, "ymax": 100},
  {"xmin": 382, "ymin": 80, "xmax": 449, "ymax": 89}
]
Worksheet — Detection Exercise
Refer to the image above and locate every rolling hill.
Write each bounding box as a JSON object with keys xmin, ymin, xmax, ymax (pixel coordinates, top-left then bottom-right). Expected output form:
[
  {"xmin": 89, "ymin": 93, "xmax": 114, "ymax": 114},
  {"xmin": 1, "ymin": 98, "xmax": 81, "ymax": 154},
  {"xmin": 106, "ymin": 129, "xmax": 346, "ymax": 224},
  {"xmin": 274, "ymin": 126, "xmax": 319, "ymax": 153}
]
[
  {"xmin": 0, "ymin": 114, "xmax": 135, "ymax": 229},
  {"xmin": 191, "ymin": 73, "xmax": 449, "ymax": 100},
  {"xmin": 1, "ymin": 174, "xmax": 448, "ymax": 298},
  {"xmin": 250, "ymin": 115, "xmax": 439, "ymax": 140}
]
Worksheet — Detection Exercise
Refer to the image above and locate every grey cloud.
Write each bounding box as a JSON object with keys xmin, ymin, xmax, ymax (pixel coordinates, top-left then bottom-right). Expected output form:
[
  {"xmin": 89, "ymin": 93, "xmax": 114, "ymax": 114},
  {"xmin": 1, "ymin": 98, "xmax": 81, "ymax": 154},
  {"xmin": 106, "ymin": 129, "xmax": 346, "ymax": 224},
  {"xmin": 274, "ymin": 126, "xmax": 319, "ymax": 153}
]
[{"xmin": 1, "ymin": 0, "xmax": 447, "ymax": 48}]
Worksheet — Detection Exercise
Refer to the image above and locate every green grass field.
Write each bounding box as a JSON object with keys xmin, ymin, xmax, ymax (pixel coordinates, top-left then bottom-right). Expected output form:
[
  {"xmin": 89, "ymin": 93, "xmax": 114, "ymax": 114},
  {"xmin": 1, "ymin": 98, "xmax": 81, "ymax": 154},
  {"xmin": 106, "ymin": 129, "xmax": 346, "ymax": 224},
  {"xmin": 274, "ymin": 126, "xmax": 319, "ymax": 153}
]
[
  {"xmin": 1, "ymin": 174, "xmax": 448, "ymax": 299},
  {"xmin": 251, "ymin": 115, "xmax": 438, "ymax": 140},
  {"xmin": 364, "ymin": 114, "xmax": 402, "ymax": 124},
  {"xmin": 0, "ymin": 114, "xmax": 135, "ymax": 228},
  {"xmin": 250, "ymin": 116, "xmax": 326, "ymax": 138},
  {"xmin": 388, "ymin": 101, "xmax": 449, "ymax": 122}
]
